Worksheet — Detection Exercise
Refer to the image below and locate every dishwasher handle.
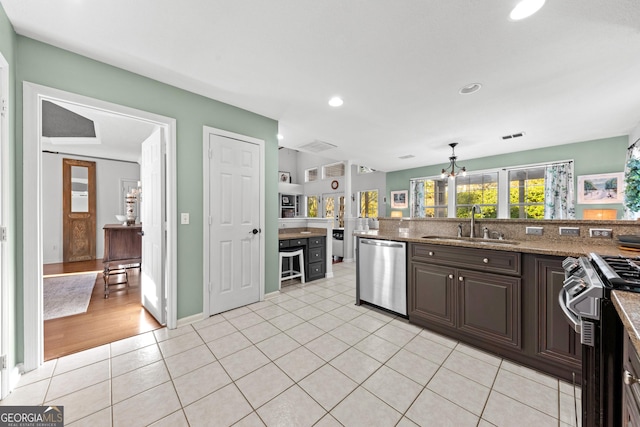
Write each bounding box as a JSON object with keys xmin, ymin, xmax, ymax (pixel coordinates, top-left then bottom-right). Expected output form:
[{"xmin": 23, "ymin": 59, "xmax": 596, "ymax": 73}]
[{"xmin": 360, "ymin": 239, "xmax": 404, "ymax": 249}]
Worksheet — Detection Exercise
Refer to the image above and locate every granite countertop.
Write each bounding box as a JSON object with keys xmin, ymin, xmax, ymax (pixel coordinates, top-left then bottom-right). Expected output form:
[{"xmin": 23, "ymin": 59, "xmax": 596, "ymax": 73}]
[
  {"xmin": 353, "ymin": 229, "xmax": 639, "ymax": 258},
  {"xmin": 612, "ymin": 291, "xmax": 640, "ymax": 355},
  {"xmin": 278, "ymin": 227, "xmax": 327, "ymax": 240}
]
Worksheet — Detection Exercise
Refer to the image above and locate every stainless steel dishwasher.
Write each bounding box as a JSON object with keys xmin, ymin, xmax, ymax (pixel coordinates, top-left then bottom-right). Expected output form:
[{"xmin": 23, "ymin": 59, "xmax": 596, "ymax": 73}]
[{"xmin": 356, "ymin": 238, "xmax": 407, "ymax": 316}]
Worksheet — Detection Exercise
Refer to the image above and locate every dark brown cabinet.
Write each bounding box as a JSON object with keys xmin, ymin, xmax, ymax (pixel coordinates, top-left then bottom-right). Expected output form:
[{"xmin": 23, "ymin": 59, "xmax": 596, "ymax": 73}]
[
  {"xmin": 527, "ymin": 255, "xmax": 581, "ymax": 372},
  {"xmin": 409, "ymin": 243, "xmax": 521, "ymax": 351},
  {"xmin": 409, "ymin": 243, "xmax": 580, "ymax": 382},
  {"xmin": 457, "ymin": 269, "xmax": 521, "ymax": 349},
  {"xmin": 623, "ymin": 330, "xmax": 640, "ymax": 427}
]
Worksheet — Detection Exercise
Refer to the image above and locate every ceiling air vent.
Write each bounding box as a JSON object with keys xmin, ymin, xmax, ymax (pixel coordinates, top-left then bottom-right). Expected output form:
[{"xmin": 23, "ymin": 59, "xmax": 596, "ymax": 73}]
[
  {"xmin": 297, "ymin": 140, "xmax": 337, "ymax": 153},
  {"xmin": 398, "ymin": 154, "xmax": 415, "ymax": 159},
  {"xmin": 502, "ymin": 132, "xmax": 525, "ymax": 140}
]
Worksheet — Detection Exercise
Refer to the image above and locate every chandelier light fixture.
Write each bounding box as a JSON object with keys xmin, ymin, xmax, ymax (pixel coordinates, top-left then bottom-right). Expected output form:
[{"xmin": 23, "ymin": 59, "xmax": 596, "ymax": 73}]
[{"xmin": 441, "ymin": 142, "xmax": 467, "ymax": 179}]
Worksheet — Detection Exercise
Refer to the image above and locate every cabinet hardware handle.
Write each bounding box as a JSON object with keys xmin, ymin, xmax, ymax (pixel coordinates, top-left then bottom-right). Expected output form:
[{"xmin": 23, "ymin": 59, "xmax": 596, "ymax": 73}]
[
  {"xmin": 448, "ymin": 274, "xmax": 454, "ymax": 279},
  {"xmin": 428, "ymin": 251, "xmax": 434, "ymax": 256},
  {"xmin": 458, "ymin": 276, "xmax": 464, "ymax": 281},
  {"xmin": 624, "ymin": 370, "xmax": 640, "ymax": 385},
  {"xmin": 483, "ymin": 258, "xmax": 489, "ymax": 264}
]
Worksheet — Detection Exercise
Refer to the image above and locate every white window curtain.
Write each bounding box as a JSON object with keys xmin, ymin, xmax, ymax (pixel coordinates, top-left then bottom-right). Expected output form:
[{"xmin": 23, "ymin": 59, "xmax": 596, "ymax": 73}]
[
  {"xmin": 411, "ymin": 180, "xmax": 425, "ymax": 218},
  {"xmin": 544, "ymin": 161, "xmax": 575, "ymax": 219},
  {"xmin": 624, "ymin": 141, "xmax": 640, "ymax": 219}
]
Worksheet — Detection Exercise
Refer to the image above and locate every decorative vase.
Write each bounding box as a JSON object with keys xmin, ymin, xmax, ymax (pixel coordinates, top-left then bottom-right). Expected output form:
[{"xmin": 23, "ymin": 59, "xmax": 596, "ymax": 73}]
[{"xmin": 125, "ymin": 192, "xmax": 137, "ymax": 226}]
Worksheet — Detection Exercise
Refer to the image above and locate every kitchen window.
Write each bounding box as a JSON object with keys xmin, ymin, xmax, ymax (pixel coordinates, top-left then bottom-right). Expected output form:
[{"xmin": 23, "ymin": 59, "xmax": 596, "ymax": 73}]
[
  {"xmin": 508, "ymin": 166, "xmax": 545, "ymax": 219},
  {"xmin": 359, "ymin": 190, "xmax": 378, "ymax": 217},
  {"xmin": 410, "ymin": 178, "xmax": 448, "ymax": 218},
  {"xmin": 409, "ymin": 160, "xmax": 574, "ymax": 219},
  {"xmin": 456, "ymin": 172, "xmax": 499, "ymax": 218}
]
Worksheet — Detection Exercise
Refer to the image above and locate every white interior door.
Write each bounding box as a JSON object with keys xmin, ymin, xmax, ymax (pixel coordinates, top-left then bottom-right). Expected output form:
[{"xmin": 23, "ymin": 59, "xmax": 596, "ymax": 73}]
[
  {"xmin": 208, "ymin": 133, "xmax": 261, "ymax": 314},
  {"xmin": 141, "ymin": 129, "xmax": 166, "ymax": 324}
]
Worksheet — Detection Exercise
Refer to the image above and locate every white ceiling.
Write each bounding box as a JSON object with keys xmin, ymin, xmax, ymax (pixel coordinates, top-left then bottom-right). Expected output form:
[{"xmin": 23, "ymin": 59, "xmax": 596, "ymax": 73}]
[
  {"xmin": 41, "ymin": 99, "xmax": 158, "ymax": 163},
  {"xmin": 3, "ymin": 0, "xmax": 640, "ymax": 171}
]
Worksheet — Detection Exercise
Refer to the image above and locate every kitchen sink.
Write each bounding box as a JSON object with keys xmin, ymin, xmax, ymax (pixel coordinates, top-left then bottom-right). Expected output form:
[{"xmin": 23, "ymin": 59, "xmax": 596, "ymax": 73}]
[{"xmin": 421, "ymin": 236, "xmax": 520, "ymax": 245}]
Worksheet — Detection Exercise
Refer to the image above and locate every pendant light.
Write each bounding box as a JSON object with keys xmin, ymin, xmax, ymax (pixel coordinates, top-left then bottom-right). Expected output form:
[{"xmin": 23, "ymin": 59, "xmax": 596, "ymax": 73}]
[{"xmin": 441, "ymin": 143, "xmax": 467, "ymax": 179}]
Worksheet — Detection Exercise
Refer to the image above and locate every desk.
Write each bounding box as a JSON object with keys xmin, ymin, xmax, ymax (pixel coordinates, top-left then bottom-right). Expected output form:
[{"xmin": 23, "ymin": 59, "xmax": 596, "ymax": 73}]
[{"xmin": 103, "ymin": 224, "xmax": 142, "ymax": 298}]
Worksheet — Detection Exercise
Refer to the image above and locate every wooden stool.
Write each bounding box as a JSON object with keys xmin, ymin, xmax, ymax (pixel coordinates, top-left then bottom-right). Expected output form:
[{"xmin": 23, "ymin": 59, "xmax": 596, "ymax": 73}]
[{"xmin": 278, "ymin": 248, "xmax": 305, "ymax": 287}]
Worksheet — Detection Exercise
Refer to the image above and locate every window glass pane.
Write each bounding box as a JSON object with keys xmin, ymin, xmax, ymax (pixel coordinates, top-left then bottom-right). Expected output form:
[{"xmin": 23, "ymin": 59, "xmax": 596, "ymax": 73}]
[
  {"xmin": 325, "ymin": 197, "xmax": 335, "ymax": 218},
  {"xmin": 305, "ymin": 168, "xmax": 318, "ymax": 182},
  {"xmin": 323, "ymin": 162, "xmax": 345, "ymax": 178},
  {"xmin": 410, "ymin": 178, "xmax": 448, "ymax": 218},
  {"xmin": 455, "ymin": 173, "xmax": 498, "ymax": 218},
  {"xmin": 508, "ymin": 167, "xmax": 545, "ymax": 219},
  {"xmin": 307, "ymin": 196, "xmax": 319, "ymax": 217},
  {"xmin": 359, "ymin": 190, "xmax": 378, "ymax": 217}
]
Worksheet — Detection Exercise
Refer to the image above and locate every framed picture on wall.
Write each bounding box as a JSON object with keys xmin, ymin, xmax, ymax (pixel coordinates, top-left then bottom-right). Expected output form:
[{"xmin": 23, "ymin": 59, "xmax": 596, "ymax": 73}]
[
  {"xmin": 279, "ymin": 171, "xmax": 291, "ymax": 183},
  {"xmin": 391, "ymin": 190, "xmax": 408, "ymax": 209},
  {"xmin": 577, "ymin": 172, "xmax": 625, "ymax": 204}
]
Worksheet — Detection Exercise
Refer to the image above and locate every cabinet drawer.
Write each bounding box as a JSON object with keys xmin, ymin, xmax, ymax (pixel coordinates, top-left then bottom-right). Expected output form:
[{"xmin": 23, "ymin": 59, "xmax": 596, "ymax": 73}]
[
  {"xmin": 308, "ymin": 261, "xmax": 325, "ymax": 279},
  {"xmin": 309, "ymin": 246, "xmax": 324, "ymax": 262},
  {"xmin": 279, "ymin": 240, "xmax": 289, "ymax": 249},
  {"xmin": 288, "ymin": 238, "xmax": 307, "ymax": 247},
  {"xmin": 309, "ymin": 236, "xmax": 325, "ymax": 248},
  {"xmin": 411, "ymin": 243, "xmax": 521, "ymax": 275}
]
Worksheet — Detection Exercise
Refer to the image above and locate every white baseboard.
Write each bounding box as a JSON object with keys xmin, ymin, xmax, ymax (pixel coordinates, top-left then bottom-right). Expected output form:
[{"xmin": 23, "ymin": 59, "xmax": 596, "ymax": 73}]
[
  {"xmin": 176, "ymin": 312, "xmax": 205, "ymax": 328},
  {"xmin": 264, "ymin": 290, "xmax": 281, "ymax": 300},
  {"xmin": 343, "ymin": 257, "xmax": 355, "ymax": 263}
]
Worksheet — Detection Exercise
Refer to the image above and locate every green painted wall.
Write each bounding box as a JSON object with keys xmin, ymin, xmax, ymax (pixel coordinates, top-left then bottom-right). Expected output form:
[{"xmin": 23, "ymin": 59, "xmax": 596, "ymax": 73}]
[
  {"xmin": 386, "ymin": 136, "xmax": 629, "ymax": 218},
  {"xmin": 13, "ymin": 36, "xmax": 280, "ymax": 360},
  {"xmin": 0, "ymin": 4, "xmax": 18, "ymax": 367}
]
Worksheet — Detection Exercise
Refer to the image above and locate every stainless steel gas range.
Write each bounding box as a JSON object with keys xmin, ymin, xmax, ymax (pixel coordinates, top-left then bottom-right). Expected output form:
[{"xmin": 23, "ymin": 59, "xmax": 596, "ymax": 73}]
[{"xmin": 560, "ymin": 253, "xmax": 640, "ymax": 427}]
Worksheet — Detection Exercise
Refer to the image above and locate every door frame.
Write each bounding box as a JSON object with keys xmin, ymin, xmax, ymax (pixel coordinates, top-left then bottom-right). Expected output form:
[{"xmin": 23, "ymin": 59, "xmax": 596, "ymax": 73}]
[
  {"xmin": 22, "ymin": 82, "xmax": 178, "ymax": 372},
  {"xmin": 202, "ymin": 126, "xmax": 265, "ymax": 317},
  {"xmin": 0, "ymin": 52, "xmax": 10, "ymax": 398}
]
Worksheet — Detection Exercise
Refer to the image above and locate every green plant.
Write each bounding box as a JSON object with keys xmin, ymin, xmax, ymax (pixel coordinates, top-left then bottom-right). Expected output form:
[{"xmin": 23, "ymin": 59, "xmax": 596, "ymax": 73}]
[{"xmin": 625, "ymin": 157, "xmax": 640, "ymax": 212}]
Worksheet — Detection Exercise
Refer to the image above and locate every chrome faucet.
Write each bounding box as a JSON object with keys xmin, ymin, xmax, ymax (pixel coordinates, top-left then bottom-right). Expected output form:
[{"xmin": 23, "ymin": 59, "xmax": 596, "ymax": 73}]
[{"xmin": 470, "ymin": 204, "xmax": 482, "ymax": 238}]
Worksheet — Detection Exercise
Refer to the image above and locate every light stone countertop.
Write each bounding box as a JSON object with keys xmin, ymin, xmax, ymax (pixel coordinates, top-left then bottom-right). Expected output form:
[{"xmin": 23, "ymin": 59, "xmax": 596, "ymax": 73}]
[
  {"xmin": 353, "ymin": 229, "xmax": 640, "ymax": 258},
  {"xmin": 612, "ymin": 291, "xmax": 640, "ymax": 355},
  {"xmin": 278, "ymin": 227, "xmax": 327, "ymax": 240}
]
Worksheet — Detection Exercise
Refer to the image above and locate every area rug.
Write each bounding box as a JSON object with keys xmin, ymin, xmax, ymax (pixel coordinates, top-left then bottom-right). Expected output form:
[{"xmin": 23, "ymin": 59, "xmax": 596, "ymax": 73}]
[{"xmin": 43, "ymin": 273, "xmax": 97, "ymax": 320}]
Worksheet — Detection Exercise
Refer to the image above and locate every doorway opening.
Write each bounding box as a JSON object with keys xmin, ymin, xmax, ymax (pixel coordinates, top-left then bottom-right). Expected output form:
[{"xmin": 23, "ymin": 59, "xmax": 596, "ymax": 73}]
[{"xmin": 23, "ymin": 82, "xmax": 177, "ymax": 371}]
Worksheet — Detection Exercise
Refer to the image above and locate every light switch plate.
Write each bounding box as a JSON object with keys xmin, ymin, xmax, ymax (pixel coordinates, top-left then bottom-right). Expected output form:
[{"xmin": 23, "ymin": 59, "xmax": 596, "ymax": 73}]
[
  {"xmin": 559, "ymin": 227, "xmax": 580, "ymax": 236},
  {"xmin": 181, "ymin": 213, "xmax": 190, "ymax": 225},
  {"xmin": 525, "ymin": 226, "xmax": 543, "ymax": 235}
]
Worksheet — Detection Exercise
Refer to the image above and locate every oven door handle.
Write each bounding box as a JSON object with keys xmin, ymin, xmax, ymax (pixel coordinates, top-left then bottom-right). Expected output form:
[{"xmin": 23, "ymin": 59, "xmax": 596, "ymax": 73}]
[{"xmin": 558, "ymin": 289, "xmax": 581, "ymax": 334}]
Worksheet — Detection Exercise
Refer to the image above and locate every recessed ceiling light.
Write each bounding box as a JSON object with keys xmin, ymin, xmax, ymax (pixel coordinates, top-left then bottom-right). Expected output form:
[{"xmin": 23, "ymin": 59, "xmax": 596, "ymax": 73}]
[
  {"xmin": 277, "ymin": 133, "xmax": 284, "ymax": 140},
  {"xmin": 328, "ymin": 96, "xmax": 344, "ymax": 107},
  {"xmin": 510, "ymin": 0, "xmax": 546, "ymax": 21},
  {"xmin": 459, "ymin": 83, "xmax": 482, "ymax": 95}
]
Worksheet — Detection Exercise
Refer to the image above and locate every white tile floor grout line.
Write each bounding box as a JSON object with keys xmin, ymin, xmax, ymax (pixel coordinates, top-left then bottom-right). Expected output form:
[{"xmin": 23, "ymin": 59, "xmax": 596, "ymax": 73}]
[{"xmin": 2, "ymin": 262, "xmax": 580, "ymax": 427}]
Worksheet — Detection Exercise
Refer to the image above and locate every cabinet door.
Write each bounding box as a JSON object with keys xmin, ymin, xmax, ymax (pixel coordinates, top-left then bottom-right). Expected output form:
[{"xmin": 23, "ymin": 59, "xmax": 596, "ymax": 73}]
[
  {"xmin": 409, "ymin": 262, "xmax": 456, "ymax": 328},
  {"xmin": 457, "ymin": 269, "xmax": 522, "ymax": 349},
  {"xmin": 535, "ymin": 257, "xmax": 581, "ymax": 365}
]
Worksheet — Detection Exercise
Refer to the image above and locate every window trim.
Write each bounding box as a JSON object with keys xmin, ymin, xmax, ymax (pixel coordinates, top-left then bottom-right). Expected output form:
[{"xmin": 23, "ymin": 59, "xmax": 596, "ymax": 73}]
[{"xmin": 409, "ymin": 160, "xmax": 574, "ymax": 219}]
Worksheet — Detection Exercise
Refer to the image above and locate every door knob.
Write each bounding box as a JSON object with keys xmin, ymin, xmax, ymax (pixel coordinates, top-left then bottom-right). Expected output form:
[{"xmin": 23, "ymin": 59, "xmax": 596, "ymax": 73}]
[
  {"xmin": 138, "ymin": 231, "xmax": 144, "ymax": 236},
  {"xmin": 251, "ymin": 228, "xmax": 260, "ymax": 235}
]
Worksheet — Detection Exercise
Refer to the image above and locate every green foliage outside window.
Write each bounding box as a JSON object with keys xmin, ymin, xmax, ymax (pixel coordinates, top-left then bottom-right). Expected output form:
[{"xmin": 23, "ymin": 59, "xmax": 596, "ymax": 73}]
[
  {"xmin": 360, "ymin": 190, "xmax": 378, "ymax": 217},
  {"xmin": 307, "ymin": 196, "xmax": 318, "ymax": 218},
  {"xmin": 625, "ymin": 157, "xmax": 640, "ymax": 212}
]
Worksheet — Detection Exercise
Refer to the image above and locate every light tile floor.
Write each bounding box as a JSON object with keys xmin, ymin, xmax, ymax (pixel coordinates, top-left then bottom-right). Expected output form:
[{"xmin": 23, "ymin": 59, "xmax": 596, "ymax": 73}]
[{"xmin": 2, "ymin": 262, "xmax": 582, "ymax": 427}]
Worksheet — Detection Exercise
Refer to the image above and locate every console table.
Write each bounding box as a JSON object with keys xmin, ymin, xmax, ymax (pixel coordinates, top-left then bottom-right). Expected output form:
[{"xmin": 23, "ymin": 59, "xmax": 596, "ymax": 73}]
[{"xmin": 103, "ymin": 224, "xmax": 142, "ymax": 298}]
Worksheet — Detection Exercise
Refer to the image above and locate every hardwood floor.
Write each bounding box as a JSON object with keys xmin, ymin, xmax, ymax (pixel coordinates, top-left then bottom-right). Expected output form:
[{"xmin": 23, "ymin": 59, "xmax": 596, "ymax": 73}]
[{"xmin": 43, "ymin": 259, "xmax": 162, "ymax": 361}]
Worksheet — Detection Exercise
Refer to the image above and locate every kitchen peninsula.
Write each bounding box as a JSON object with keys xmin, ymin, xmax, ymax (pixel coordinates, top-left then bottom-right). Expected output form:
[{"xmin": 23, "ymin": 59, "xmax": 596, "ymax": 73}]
[{"xmin": 354, "ymin": 217, "xmax": 640, "ymax": 382}]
